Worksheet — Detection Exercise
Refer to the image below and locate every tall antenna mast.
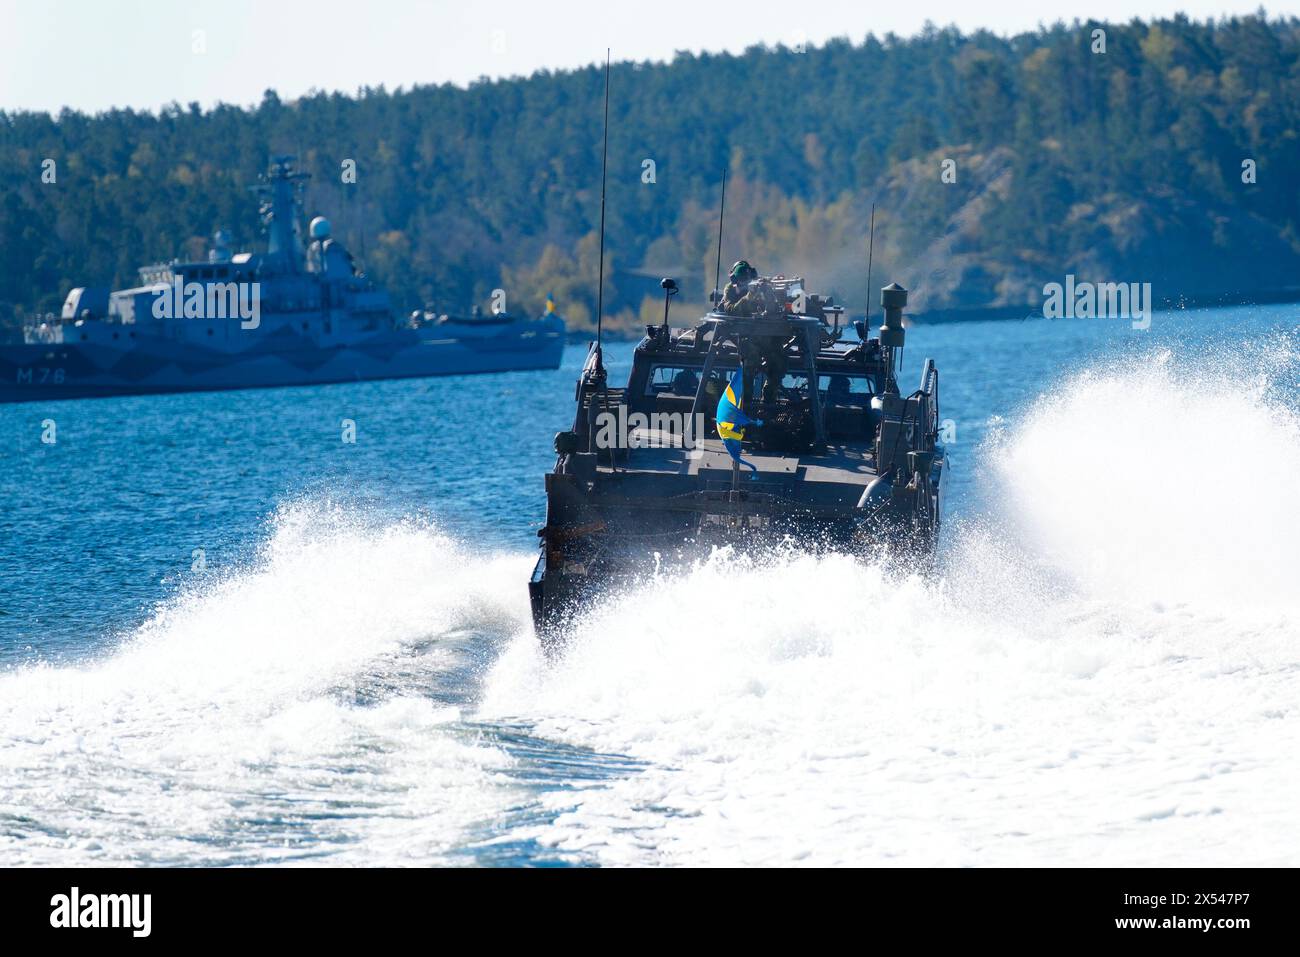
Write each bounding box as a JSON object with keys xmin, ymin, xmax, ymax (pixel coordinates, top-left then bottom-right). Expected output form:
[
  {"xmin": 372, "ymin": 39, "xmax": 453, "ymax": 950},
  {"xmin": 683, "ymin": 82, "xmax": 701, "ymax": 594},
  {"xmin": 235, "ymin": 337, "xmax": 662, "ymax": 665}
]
[
  {"xmin": 595, "ymin": 49, "xmax": 611, "ymax": 347},
  {"xmin": 864, "ymin": 202, "xmax": 876, "ymax": 330},
  {"xmin": 712, "ymin": 168, "xmax": 728, "ymax": 306}
]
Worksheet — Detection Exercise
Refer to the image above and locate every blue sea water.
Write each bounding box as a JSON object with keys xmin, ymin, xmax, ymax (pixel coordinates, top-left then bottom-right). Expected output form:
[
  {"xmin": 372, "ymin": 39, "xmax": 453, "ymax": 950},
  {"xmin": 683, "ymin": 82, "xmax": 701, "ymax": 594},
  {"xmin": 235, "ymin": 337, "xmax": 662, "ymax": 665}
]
[{"xmin": 1, "ymin": 304, "xmax": 1298, "ymax": 866}]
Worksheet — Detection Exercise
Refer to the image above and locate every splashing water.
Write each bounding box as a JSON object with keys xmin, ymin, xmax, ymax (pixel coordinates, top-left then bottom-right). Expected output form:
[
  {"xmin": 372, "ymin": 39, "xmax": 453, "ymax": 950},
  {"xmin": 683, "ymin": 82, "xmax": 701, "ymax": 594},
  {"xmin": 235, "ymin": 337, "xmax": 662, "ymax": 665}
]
[
  {"xmin": 480, "ymin": 342, "xmax": 1300, "ymax": 866},
  {"xmin": 990, "ymin": 345, "xmax": 1300, "ymax": 612},
  {"xmin": 0, "ymin": 505, "xmax": 532, "ymax": 866},
  {"xmin": 3, "ymin": 341, "xmax": 1298, "ymax": 866}
]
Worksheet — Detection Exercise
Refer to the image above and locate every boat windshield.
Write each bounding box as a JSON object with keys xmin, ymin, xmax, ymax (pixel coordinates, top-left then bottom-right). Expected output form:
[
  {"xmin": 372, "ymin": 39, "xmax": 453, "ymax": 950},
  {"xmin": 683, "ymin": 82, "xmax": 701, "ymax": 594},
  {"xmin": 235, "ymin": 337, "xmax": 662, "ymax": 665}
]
[
  {"xmin": 645, "ymin": 364, "xmax": 729, "ymax": 397},
  {"xmin": 757, "ymin": 372, "xmax": 876, "ymax": 403}
]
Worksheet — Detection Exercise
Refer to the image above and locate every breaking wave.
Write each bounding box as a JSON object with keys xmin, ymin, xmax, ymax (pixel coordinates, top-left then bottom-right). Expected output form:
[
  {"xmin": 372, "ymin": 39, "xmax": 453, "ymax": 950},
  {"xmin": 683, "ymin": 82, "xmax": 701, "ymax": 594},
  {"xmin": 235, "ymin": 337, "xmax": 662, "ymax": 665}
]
[{"xmin": 0, "ymin": 504, "xmax": 532, "ymax": 866}]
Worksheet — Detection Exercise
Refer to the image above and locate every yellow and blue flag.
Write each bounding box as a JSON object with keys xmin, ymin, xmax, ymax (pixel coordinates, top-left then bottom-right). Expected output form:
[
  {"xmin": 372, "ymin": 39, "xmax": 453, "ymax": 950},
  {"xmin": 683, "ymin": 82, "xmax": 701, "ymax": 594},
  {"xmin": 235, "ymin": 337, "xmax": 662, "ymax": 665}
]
[
  {"xmin": 716, "ymin": 369, "xmax": 762, "ymax": 475},
  {"xmin": 545, "ymin": 293, "xmax": 556, "ymax": 314}
]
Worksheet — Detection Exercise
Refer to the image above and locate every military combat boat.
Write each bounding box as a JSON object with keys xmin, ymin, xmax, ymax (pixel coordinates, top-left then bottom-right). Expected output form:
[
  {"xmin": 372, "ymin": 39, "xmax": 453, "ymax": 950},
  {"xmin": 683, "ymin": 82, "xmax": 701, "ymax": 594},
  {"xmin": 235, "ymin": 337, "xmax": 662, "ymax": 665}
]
[
  {"xmin": 0, "ymin": 157, "xmax": 564, "ymax": 403},
  {"xmin": 528, "ymin": 275, "xmax": 946, "ymax": 643}
]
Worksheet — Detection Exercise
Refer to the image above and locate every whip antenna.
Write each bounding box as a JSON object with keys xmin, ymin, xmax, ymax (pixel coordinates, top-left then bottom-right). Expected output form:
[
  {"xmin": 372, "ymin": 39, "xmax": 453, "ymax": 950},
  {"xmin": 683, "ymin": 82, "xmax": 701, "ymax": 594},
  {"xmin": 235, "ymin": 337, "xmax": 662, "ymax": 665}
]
[
  {"xmin": 595, "ymin": 49, "xmax": 611, "ymax": 347},
  {"xmin": 712, "ymin": 168, "xmax": 728, "ymax": 307},
  {"xmin": 865, "ymin": 202, "xmax": 876, "ymax": 330}
]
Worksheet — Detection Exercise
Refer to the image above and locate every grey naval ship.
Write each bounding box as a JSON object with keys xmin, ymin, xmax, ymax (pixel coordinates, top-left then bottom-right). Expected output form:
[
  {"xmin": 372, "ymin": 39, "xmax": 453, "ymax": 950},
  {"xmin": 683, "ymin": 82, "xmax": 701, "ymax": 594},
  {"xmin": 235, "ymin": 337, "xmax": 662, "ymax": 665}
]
[
  {"xmin": 528, "ymin": 274, "xmax": 946, "ymax": 645},
  {"xmin": 0, "ymin": 157, "xmax": 564, "ymax": 403}
]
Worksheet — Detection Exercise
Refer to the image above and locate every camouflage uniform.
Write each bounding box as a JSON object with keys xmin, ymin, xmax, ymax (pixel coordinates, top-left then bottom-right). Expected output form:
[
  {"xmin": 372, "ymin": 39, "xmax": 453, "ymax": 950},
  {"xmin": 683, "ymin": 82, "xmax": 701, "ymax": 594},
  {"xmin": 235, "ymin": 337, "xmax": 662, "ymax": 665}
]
[
  {"xmin": 720, "ymin": 276, "xmax": 785, "ymax": 403},
  {"xmin": 719, "ymin": 278, "xmax": 778, "ymax": 317}
]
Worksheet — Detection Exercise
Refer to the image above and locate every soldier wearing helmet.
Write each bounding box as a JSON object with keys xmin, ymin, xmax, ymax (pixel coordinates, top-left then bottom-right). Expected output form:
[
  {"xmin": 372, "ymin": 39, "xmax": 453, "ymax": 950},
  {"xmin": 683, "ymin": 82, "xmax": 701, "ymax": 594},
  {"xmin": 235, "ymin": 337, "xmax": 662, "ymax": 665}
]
[
  {"xmin": 718, "ymin": 260, "xmax": 778, "ymax": 317},
  {"xmin": 718, "ymin": 261, "xmax": 786, "ymax": 404}
]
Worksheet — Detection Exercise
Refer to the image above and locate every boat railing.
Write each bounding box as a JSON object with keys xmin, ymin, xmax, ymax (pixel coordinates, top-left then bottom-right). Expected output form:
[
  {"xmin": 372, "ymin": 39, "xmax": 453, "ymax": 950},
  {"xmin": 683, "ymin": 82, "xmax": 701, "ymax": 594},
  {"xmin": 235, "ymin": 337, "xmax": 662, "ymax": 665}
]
[{"xmin": 23, "ymin": 321, "xmax": 65, "ymax": 345}]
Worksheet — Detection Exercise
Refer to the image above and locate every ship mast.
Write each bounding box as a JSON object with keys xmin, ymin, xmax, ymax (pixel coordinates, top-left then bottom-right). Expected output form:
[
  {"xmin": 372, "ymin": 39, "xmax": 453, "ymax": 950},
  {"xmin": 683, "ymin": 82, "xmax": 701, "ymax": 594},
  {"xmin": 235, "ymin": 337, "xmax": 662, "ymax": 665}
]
[{"xmin": 254, "ymin": 156, "xmax": 310, "ymax": 272}]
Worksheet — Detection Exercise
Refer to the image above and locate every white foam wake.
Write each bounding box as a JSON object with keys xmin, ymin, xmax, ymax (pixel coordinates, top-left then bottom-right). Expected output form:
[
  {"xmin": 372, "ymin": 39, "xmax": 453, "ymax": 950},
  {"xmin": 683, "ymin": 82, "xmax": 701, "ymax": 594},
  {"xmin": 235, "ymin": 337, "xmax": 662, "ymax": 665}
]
[
  {"xmin": 0, "ymin": 504, "xmax": 532, "ymax": 866},
  {"xmin": 5, "ymin": 341, "xmax": 1299, "ymax": 867}
]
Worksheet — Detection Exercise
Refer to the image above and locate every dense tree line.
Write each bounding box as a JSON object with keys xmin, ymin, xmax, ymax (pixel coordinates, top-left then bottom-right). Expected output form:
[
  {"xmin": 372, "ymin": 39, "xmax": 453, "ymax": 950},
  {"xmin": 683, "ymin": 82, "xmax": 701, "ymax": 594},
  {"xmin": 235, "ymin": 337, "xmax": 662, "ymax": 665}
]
[{"xmin": 2, "ymin": 14, "xmax": 1298, "ymax": 336}]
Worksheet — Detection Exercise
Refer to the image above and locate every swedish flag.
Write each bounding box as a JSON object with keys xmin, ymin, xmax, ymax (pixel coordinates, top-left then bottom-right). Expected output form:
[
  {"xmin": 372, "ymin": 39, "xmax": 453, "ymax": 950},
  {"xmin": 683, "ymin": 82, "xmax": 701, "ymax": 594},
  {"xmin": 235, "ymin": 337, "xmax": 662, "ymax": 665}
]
[
  {"xmin": 545, "ymin": 293, "xmax": 556, "ymax": 314},
  {"xmin": 716, "ymin": 369, "xmax": 762, "ymax": 475}
]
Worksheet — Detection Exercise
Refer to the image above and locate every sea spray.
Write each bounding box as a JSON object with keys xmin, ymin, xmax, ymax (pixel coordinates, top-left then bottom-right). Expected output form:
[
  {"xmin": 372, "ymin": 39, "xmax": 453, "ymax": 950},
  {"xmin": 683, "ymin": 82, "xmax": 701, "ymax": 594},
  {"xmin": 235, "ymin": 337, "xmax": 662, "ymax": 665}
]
[
  {"xmin": 481, "ymin": 343, "xmax": 1300, "ymax": 866},
  {"xmin": 3, "ymin": 339, "xmax": 1299, "ymax": 867},
  {"xmin": 0, "ymin": 504, "xmax": 529, "ymax": 866}
]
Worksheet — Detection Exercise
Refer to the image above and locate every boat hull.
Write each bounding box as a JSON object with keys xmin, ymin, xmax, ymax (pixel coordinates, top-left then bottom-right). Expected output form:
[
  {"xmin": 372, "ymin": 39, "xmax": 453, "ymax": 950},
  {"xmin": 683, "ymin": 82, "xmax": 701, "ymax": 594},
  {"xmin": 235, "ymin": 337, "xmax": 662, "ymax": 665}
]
[
  {"xmin": 0, "ymin": 320, "xmax": 565, "ymax": 403},
  {"xmin": 528, "ymin": 473, "xmax": 942, "ymax": 648}
]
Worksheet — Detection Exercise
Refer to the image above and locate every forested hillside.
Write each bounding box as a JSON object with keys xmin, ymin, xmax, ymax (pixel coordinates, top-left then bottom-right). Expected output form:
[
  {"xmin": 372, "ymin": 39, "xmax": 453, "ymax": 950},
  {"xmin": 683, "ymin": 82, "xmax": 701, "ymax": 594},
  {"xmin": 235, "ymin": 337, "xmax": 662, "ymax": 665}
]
[{"xmin": 3, "ymin": 14, "xmax": 1299, "ymax": 335}]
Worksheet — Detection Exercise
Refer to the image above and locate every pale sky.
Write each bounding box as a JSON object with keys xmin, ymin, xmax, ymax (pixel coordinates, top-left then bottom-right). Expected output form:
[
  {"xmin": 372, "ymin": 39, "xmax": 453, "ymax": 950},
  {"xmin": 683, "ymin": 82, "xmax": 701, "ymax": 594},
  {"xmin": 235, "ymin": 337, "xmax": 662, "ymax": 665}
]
[{"xmin": 2, "ymin": 0, "xmax": 1296, "ymax": 114}]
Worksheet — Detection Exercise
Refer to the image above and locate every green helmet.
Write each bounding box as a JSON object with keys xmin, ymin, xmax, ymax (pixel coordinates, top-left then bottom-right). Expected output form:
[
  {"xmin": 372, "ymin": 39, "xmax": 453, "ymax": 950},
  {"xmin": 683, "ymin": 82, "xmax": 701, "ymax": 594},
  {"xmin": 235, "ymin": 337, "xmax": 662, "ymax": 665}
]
[{"xmin": 730, "ymin": 260, "xmax": 754, "ymax": 283}]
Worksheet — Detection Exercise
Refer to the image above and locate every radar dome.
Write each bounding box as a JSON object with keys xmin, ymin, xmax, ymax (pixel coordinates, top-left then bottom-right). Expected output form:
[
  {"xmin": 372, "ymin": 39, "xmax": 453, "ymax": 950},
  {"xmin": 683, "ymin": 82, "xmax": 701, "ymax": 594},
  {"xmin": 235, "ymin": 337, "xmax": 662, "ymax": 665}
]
[{"xmin": 309, "ymin": 216, "xmax": 331, "ymax": 240}]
